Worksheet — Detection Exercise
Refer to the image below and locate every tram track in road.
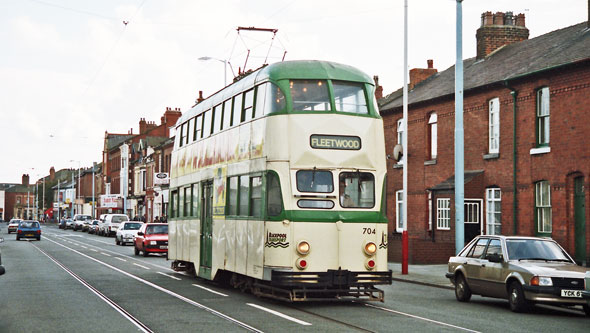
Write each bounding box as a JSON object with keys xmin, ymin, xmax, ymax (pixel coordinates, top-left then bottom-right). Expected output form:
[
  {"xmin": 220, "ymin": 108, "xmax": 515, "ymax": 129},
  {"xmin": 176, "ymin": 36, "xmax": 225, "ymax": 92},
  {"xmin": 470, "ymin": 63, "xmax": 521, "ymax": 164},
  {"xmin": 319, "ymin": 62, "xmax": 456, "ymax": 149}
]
[
  {"xmin": 29, "ymin": 241, "xmax": 155, "ymax": 333},
  {"xmin": 41, "ymin": 235, "xmax": 265, "ymax": 332}
]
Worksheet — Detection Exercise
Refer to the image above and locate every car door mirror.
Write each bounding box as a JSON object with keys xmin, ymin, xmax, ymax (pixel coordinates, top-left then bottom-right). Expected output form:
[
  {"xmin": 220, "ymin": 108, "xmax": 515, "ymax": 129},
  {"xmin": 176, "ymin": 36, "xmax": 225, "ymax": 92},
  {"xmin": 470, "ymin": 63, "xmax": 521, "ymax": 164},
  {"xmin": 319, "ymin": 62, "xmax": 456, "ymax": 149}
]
[
  {"xmin": 486, "ymin": 253, "xmax": 503, "ymax": 263},
  {"xmin": 137, "ymin": 232, "xmax": 144, "ymax": 236}
]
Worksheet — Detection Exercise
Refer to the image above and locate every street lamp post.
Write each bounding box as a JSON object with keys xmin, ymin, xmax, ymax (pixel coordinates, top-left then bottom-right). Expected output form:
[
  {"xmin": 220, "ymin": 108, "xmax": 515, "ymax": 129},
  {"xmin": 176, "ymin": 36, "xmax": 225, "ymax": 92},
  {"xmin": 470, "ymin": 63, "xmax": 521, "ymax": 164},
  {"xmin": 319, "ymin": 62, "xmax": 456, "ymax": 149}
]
[
  {"xmin": 455, "ymin": 0, "xmax": 465, "ymax": 254},
  {"xmin": 198, "ymin": 56, "xmax": 227, "ymax": 86}
]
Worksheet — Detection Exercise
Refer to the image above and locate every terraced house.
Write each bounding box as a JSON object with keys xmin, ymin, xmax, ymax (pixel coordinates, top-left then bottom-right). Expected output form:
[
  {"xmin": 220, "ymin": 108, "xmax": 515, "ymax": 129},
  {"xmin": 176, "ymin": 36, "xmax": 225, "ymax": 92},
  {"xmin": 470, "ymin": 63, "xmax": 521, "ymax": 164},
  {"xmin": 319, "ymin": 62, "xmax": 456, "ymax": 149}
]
[{"xmin": 379, "ymin": 11, "xmax": 590, "ymax": 264}]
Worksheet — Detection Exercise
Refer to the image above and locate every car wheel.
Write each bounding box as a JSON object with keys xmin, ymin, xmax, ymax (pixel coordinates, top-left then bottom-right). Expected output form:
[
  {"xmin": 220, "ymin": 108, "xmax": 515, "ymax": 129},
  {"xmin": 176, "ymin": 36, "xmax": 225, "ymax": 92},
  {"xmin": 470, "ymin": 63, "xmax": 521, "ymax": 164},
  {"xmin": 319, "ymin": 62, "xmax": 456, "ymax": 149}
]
[
  {"xmin": 37, "ymin": 236, "xmax": 41, "ymax": 241},
  {"xmin": 583, "ymin": 304, "xmax": 590, "ymax": 317},
  {"xmin": 134, "ymin": 246, "xmax": 139, "ymax": 256},
  {"xmin": 142, "ymin": 246, "xmax": 149, "ymax": 257},
  {"xmin": 16, "ymin": 236, "xmax": 20, "ymax": 241},
  {"xmin": 508, "ymin": 281, "xmax": 530, "ymax": 313},
  {"xmin": 454, "ymin": 274, "xmax": 472, "ymax": 302},
  {"xmin": 116, "ymin": 238, "xmax": 120, "ymax": 245}
]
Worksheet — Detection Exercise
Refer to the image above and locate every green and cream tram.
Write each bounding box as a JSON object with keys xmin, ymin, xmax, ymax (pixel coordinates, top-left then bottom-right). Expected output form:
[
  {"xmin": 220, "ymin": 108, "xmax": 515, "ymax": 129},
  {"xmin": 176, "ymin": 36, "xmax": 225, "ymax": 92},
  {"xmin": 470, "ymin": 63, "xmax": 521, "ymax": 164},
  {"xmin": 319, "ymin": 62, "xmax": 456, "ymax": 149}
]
[{"xmin": 169, "ymin": 60, "xmax": 392, "ymax": 301}]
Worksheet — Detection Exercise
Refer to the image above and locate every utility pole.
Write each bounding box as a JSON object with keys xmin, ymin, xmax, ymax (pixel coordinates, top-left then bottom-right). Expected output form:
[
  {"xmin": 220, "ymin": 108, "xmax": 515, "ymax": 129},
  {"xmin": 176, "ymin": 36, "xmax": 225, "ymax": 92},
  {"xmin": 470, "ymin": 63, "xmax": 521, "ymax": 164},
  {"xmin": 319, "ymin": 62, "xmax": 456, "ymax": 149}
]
[
  {"xmin": 92, "ymin": 162, "xmax": 96, "ymax": 218},
  {"xmin": 455, "ymin": 0, "xmax": 465, "ymax": 254}
]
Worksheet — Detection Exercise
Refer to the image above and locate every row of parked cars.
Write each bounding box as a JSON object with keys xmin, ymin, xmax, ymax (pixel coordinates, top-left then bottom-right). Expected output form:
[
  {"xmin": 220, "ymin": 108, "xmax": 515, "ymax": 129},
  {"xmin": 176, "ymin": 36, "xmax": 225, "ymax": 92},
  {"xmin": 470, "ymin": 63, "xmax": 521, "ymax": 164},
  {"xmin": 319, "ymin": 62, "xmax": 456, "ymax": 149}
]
[{"xmin": 58, "ymin": 214, "xmax": 168, "ymax": 257}]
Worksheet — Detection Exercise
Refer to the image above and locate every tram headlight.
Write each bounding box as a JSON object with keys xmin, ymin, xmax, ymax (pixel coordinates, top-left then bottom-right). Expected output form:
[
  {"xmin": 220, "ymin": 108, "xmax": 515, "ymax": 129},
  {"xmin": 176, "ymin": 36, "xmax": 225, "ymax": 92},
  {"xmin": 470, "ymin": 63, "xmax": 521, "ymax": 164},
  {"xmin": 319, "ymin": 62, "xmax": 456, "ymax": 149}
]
[
  {"xmin": 296, "ymin": 241, "xmax": 310, "ymax": 255},
  {"xmin": 364, "ymin": 242, "xmax": 377, "ymax": 256}
]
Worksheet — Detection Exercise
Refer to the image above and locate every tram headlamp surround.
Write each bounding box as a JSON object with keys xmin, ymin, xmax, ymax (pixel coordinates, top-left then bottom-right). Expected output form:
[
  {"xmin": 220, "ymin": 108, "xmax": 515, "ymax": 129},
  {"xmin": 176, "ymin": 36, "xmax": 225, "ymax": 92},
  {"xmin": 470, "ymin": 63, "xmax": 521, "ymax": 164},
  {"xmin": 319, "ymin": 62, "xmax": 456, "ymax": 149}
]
[
  {"xmin": 364, "ymin": 242, "xmax": 377, "ymax": 256},
  {"xmin": 297, "ymin": 241, "xmax": 310, "ymax": 255}
]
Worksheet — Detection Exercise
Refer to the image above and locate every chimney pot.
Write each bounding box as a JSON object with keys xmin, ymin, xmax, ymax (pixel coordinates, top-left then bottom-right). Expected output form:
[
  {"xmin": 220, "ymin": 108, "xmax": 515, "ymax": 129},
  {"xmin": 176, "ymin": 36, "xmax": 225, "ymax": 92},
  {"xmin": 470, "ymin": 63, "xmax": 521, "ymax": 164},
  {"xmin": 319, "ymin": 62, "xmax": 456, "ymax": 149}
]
[
  {"xmin": 427, "ymin": 59, "xmax": 433, "ymax": 69},
  {"xmin": 476, "ymin": 11, "xmax": 529, "ymax": 59}
]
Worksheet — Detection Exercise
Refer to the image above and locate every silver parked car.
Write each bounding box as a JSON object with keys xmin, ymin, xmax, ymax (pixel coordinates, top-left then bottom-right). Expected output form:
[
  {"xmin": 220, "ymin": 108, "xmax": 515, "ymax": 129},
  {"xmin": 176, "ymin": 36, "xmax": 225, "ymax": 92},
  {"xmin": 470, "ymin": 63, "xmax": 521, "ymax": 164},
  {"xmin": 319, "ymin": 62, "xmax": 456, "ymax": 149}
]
[
  {"xmin": 446, "ymin": 235, "xmax": 590, "ymax": 316},
  {"xmin": 115, "ymin": 221, "xmax": 144, "ymax": 245}
]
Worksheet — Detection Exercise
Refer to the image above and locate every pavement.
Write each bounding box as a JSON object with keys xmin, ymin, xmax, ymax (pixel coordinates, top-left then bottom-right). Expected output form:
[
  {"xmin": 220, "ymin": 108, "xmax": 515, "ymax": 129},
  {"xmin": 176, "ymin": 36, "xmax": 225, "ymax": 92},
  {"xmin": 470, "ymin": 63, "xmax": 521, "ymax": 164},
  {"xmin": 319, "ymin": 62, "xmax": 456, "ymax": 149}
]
[{"xmin": 387, "ymin": 262, "xmax": 454, "ymax": 290}]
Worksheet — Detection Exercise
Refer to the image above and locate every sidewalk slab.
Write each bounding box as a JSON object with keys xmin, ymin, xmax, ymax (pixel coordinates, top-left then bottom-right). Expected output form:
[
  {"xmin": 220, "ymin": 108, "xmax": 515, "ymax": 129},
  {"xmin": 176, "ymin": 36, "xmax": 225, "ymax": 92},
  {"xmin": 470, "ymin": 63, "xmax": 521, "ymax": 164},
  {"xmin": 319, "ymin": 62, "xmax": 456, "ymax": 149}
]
[{"xmin": 388, "ymin": 262, "xmax": 453, "ymax": 290}]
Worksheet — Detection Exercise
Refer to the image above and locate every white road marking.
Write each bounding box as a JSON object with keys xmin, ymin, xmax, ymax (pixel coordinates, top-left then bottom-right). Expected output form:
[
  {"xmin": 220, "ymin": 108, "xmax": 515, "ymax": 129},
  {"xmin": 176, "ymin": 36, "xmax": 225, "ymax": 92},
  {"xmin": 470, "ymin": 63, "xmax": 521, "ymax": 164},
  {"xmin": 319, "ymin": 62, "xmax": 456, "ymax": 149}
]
[
  {"xmin": 43, "ymin": 236, "xmax": 261, "ymax": 332},
  {"xmin": 247, "ymin": 303, "xmax": 311, "ymax": 326},
  {"xmin": 157, "ymin": 272, "xmax": 181, "ymax": 280},
  {"xmin": 115, "ymin": 257, "xmax": 127, "ymax": 262},
  {"xmin": 101, "ymin": 252, "xmax": 112, "ymax": 257},
  {"xmin": 90, "ymin": 249, "xmax": 98, "ymax": 252},
  {"xmin": 365, "ymin": 304, "xmax": 481, "ymax": 333},
  {"xmin": 80, "ymin": 246, "xmax": 88, "ymax": 249},
  {"xmin": 192, "ymin": 284, "xmax": 228, "ymax": 297},
  {"xmin": 133, "ymin": 263, "xmax": 150, "ymax": 270},
  {"xmin": 30, "ymin": 242, "xmax": 153, "ymax": 333}
]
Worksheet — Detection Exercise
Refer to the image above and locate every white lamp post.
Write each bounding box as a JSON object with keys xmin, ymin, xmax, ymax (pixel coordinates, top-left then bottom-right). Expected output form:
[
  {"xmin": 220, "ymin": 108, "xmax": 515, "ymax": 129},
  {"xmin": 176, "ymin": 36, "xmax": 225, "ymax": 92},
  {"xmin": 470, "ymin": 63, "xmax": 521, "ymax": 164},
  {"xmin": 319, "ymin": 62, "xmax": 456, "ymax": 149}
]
[{"xmin": 198, "ymin": 56, "xmax": 228, "ymax": 86}]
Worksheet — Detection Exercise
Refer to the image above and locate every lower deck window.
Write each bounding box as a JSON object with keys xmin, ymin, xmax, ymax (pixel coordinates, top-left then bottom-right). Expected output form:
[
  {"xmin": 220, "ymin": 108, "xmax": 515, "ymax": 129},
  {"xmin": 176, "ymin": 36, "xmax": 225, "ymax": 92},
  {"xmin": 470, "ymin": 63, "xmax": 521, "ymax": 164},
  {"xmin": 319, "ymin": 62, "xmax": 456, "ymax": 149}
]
[
  {"xmin": 339, "ymin": 172, "xmax": 375, "ymax": 208},
  {"xmin": 297, "ymin": 200, "xmax": 334, "ymax": 209}
]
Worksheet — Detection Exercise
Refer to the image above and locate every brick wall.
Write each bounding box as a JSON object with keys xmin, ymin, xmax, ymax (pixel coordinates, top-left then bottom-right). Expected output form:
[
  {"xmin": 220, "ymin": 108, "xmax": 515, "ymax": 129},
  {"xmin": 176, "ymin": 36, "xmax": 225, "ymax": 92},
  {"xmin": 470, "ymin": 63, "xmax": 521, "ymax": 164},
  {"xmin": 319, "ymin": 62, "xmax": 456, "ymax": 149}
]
[{"xmin": 383, "ymin": 62, "xmax": 590, "ymax": 263}]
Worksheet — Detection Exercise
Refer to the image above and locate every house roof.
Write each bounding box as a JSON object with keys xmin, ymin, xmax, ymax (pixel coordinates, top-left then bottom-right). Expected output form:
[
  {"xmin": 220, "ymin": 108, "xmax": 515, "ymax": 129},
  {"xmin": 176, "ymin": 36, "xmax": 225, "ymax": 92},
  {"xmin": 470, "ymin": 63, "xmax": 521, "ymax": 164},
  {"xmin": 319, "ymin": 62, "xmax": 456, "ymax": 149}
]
[
  {"xmin": 429, "ymin": 170, "xmax": 484, "ymax": 191},
  {"xmin": 380, "ymin": 22, "xmax": 590, "ymax": 111}
]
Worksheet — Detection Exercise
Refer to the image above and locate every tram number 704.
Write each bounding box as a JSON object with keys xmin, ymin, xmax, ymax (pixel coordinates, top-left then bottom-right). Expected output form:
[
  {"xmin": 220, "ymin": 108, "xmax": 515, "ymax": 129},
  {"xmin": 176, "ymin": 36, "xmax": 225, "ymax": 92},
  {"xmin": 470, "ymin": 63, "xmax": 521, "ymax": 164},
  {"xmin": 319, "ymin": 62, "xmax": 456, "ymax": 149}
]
[{"xmin": 362, "ymin": 228, "xmax": 376, "ymax": 234}]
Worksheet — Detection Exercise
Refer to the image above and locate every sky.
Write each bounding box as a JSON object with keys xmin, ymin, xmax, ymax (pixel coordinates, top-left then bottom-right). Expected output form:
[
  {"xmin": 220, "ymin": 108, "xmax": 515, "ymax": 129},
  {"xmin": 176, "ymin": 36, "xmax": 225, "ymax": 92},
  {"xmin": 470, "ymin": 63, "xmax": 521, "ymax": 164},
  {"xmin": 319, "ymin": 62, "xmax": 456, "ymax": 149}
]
[{"xmin": 1, "ymin": 0, "xmax": 588, "ymax": 184}]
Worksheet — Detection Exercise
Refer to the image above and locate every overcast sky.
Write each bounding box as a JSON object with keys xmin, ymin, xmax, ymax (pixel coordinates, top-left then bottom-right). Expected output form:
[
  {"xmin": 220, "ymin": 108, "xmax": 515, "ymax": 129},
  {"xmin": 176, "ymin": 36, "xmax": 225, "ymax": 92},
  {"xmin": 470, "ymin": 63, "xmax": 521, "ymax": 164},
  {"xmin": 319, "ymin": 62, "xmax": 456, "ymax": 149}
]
[{"xmin": 1, "ymin": 0, "xmax": 587, "ymax": 184}]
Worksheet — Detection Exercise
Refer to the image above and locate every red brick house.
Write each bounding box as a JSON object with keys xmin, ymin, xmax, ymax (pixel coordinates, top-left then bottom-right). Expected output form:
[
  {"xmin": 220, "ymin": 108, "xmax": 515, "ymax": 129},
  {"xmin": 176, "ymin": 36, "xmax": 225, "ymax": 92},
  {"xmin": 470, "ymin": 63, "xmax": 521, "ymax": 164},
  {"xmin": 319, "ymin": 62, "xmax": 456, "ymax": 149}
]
[
  {"xmin": 379, "ymin": 12, "xmax": 590, "ymax": 265},
  {"xmin": 4, "ymin": 175, "xmax": 36, "ymax": 220}
]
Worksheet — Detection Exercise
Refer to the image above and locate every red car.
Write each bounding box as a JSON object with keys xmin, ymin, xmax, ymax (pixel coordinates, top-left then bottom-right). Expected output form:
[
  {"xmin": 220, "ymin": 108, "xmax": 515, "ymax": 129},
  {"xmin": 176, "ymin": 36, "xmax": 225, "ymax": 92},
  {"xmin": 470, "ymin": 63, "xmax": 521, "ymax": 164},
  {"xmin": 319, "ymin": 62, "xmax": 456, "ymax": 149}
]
[{"xmin": 134, "ymin": 223, "xmax": 168, "ymax": 257}]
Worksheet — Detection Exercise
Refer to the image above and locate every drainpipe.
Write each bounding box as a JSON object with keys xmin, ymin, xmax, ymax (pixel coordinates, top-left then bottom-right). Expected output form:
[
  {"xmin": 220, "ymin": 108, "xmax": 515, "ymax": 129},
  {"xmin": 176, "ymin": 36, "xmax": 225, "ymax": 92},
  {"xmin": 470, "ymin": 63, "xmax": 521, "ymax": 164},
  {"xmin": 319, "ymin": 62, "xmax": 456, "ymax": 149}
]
[{"xmin": 503, "ymin": 81, "xmax": 518, "ymax": 235}]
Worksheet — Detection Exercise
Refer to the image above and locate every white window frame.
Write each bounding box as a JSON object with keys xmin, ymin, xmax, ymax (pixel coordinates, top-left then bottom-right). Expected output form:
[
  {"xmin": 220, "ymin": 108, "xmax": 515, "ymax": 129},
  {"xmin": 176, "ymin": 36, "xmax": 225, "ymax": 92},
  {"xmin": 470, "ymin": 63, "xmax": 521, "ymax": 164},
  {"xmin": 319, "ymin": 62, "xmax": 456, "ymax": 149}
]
[
  {"xmin": 535, "ymin": 181, "xmax": 552, "ymax": 233},
  {"xmin": 536, "ymin": 87, "xmax": 550, "ymax": 147},
  {"xmin": 437, "ymin": 198, "xmax": 450, "ymax": 230},
  {"xmin": 489, "ymin": 97, "xmax": 500, "ymax": 154},
  {"xmin": 396, "ymin": 190, "xmax": 404, "ymax": 232},
  {"xmin": 486, "ymin": 188, "xmax": 501, "ymax": 235},
  {"xmin": 428, "ymin": 113, "xmax": 437, "ymax": 160},
  {"xmin": 397, "ymin": 118, "xmax": 404, "ymax": 164},
  {"xmin": 428, "ymin": 191, "xmax": 432, "ymax": 230}
]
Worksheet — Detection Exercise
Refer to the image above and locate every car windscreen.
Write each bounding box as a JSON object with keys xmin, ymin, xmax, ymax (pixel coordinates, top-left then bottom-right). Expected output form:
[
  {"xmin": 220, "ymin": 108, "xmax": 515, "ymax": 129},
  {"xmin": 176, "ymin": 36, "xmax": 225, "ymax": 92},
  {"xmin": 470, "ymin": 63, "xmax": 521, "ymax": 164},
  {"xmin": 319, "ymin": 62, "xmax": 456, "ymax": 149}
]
[
  {"xmin": 20, "ymin": 222, "xmax": 39, "ymax": 228},
  {"xmin": 111, "ymin": 216, "xmax": 129, "ymax": 223},
  {"xmin": 124, "ymin": 223, "xmax": 142, "ymax": 230},
  {"xmin": 146, "ymin": 225, "xmax": 168, "ymax": 235},
  {"xmin": 506, "ymin": 239, "xmax": 570, "ymax": 261}
]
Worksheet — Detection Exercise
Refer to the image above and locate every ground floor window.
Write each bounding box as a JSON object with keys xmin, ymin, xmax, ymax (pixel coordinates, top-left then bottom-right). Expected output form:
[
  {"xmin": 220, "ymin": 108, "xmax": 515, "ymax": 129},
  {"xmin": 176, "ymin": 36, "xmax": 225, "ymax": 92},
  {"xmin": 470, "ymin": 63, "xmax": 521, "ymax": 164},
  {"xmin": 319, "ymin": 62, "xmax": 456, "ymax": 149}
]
[
  {"xmin": 535, "ymin": 181, "xmax": 552, "ymax": 234},
  {"xmin": 486, "ymin": 188, "xmax": 501, "ymax": 235},
  {"xmin": 437, "ymin": 198, "xmax": 450, "ymax": 230}
]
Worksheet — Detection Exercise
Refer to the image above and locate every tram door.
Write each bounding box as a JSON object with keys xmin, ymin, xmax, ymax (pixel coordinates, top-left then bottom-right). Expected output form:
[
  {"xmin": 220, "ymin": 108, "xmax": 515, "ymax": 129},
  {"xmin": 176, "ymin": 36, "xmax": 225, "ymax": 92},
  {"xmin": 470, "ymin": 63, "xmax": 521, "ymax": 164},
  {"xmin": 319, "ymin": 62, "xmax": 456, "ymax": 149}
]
[
  {"xmin": 464, "ymin": 200, "xmax": 482, "ymax": 245},
  {"xmin": 199, "ymin": 181, "xmax": 213, "ymax": 278}
]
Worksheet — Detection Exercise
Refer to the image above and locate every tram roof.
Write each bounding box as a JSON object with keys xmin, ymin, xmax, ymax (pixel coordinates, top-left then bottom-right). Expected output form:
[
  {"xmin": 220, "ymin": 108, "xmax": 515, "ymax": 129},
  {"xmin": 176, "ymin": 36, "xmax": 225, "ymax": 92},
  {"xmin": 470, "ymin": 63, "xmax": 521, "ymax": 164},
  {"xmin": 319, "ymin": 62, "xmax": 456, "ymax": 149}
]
[{"xmin": 178, "ymin": 60, "xmax": 373, "ymax": 125}]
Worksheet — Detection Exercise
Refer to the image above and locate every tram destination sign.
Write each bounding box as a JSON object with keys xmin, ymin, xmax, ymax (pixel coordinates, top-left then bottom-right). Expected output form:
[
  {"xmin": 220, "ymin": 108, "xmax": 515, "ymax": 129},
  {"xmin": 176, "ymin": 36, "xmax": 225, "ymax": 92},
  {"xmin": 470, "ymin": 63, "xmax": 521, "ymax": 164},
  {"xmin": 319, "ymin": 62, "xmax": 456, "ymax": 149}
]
[{"xmin": 310, "ymin": 134, "xmax": 361, "ymax": 150}]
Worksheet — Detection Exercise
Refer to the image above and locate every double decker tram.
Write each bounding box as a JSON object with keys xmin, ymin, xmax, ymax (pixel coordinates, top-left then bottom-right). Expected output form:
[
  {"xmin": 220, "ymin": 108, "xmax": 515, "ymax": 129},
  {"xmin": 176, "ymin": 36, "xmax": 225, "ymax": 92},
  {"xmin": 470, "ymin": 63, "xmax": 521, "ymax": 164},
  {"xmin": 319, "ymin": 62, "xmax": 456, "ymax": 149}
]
[{"xmin": 169, "ymin": 60, "xmax": 392, "ymax": 301}]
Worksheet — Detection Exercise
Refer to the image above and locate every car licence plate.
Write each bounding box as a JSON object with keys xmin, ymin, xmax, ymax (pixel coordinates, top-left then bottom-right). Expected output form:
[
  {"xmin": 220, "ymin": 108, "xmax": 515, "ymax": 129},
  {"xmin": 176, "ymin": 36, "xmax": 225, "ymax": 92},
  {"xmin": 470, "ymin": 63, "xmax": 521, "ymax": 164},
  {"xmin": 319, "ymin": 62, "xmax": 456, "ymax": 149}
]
[
  {"xmin": 160, "ymin": 245, "xmax": 168, "ymax": 249},
  {"xmin": 560, "ymin": 289, "xmax": 582, "ymax": 298},
  {"xmin": 25, "ymin": 233, "xmax": 34, "ymax": 237}
]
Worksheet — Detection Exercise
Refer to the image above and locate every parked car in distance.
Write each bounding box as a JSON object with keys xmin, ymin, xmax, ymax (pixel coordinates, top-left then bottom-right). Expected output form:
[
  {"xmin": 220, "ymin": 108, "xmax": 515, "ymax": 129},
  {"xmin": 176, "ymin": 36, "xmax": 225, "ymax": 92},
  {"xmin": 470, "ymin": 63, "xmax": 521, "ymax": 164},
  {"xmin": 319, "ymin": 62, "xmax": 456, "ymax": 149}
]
[
  {"xmin": 73, "ymin": 214, "xmax": 92, "ymax": 231},
  {"xmin": 87, "ymin": 220, "xmax": 100, "ymax": 234},
  {"xmin": 446, "ymin": 235, "xmax": 590, "ymax": 316},
  {"xmin": 64, "ymin": 219, "xmax": 74, "ymax": 229},
  {"xmin": 7, "ymin": 219, "xmax": 22, "ymax": 234},
  {"xmin": 102, "ymin": 214, "xmax": 129, "ymax": 237},
  {"xmin": 115, "ymin": 221, "xmax": 144, "ymax": 246},
  {"xmin": 134, "ymin": 223, "xmax": 168, "ymax": 257},
  {"xmin": 16, "ymin": 221, "xmax": 41, "ymax": 241}
]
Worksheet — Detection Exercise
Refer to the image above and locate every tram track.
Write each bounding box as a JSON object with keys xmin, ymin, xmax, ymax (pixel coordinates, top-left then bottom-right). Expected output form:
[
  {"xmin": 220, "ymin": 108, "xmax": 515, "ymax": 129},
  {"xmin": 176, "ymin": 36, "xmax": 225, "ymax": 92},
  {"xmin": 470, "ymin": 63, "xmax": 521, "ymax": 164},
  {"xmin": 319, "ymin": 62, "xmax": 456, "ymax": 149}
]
[{"xmin": 285, "ymin": 303, "xmax": 377, "ymax": 332}]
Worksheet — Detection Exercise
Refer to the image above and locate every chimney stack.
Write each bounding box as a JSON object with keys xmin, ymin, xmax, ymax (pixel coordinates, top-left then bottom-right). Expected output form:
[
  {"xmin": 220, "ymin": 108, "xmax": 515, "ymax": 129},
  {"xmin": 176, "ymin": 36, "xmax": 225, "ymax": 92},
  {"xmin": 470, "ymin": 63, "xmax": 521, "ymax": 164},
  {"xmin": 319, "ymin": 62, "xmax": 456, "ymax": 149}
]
[
  {"xmin": 409, "ymin": 60, "xmax": 438, "ymax": 90},
  {"xmin": 373, "ymin": 76, "xmax": 383, "ymax": 100},
  {"xmin": 22, "ymin": 174, "xmax": 30, "ymax": 186},
  {"xmin": 476, "ymin": 11, "xmax": 529, "ymax": 59}
]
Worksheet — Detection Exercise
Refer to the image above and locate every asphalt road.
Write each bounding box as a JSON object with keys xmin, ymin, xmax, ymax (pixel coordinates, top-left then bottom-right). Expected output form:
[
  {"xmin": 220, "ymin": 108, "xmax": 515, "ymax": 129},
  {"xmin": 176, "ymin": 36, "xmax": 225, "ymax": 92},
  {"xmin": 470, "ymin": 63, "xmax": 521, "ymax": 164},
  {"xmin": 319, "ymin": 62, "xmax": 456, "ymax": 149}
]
[{"xmin": 0, "ymin": 224, "xmax": 588, "ymax": 332}]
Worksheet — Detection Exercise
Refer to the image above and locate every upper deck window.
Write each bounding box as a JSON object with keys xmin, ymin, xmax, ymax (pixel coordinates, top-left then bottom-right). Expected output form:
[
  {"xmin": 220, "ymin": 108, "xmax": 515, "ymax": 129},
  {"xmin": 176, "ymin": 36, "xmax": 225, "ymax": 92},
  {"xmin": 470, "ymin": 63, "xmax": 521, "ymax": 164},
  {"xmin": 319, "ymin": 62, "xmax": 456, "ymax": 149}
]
[
  {"xmin": 258, "ymin": 82, "xmax": 286, "ymax": 115},
  {"xmin": 333, "ymin": 81, "xmax": 368, "ymax": 114},
  {"xmin": 290, "ymin": 80, "xmax": 330, "ymax": 111},
  {"xmin": 296, "ymin": 170, "xmax": 333, "ymax": 193}
]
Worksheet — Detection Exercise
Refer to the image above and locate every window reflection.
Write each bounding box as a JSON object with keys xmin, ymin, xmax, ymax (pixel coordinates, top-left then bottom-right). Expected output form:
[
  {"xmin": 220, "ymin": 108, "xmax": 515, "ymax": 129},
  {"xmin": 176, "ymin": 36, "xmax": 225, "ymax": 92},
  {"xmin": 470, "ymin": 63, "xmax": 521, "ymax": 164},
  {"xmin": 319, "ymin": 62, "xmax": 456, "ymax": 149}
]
[{"xmin": 290, "ymin": 80, "xmax": 330, "ymax": 111}]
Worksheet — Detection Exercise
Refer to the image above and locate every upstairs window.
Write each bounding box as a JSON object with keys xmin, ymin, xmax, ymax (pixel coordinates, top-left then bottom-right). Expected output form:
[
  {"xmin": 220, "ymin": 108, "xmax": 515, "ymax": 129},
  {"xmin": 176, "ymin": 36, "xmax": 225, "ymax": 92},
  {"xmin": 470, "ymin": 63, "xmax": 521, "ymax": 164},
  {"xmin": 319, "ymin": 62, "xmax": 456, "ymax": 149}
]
[
  {"xmin": 535, "ymin": 180, "xmax": 552, "ymax": 234},
  {"xmin": 222, "ymin": 99, "xmax": 232, "ymax": 130},
  {"xmin": 489, "ymin": 98, "xmax": 500, "ymax": 153},
  {"xmin": 333, "ymin": 81, "xmax": 368, "ymax": 114},
  {"xmin": 232, "ymin": 94, "xmax": 243, "ymax": 126},
  {"xmin": 243, "ymin": 89, "xmax": 255, "ymax": 122},
  {"xmin": 428, "ymin": 113, "xmax": 437, "ymax": 160},
  {"xmin": 212, "ymin": 104, "xmax": 223, "ymax": 133},
  {"xmin": 536, "ymin": 87, "xmax": 550, "ymax": 147},
  {"xmin": 202, "ymin": 109, "xmax": 212, "ymax": 138},
  {"xmin": 193, "ymin": 115, "xmax": 202, "ymax": 141},
  {"xmin": 290, "ymin": 80, "xmax": 330, "ymax": 111}
]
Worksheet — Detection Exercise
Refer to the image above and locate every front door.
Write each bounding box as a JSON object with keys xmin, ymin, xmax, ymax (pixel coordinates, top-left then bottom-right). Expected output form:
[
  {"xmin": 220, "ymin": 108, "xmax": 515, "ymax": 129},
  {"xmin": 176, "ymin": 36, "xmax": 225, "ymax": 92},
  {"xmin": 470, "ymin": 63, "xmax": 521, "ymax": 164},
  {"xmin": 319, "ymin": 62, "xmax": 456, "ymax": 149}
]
[
  {"xmin": 464, "ymin": 200, "xmax": 482, "ymax": 245},
  {"xmin": 199, "ymin": 180, "xmax": 213, "ymax": 278},
  {"xmin": 574, "ymin": 177, "xmax": 586, "ymax": 264}
]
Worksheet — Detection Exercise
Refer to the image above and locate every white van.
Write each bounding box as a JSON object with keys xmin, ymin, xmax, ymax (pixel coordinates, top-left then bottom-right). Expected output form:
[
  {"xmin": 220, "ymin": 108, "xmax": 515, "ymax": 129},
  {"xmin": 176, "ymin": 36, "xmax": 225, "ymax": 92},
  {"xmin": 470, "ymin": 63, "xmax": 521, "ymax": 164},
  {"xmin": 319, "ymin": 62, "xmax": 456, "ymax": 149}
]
[{"xmin": 101, "ymin": 214, "xmax": 129, "ymax": 237}]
